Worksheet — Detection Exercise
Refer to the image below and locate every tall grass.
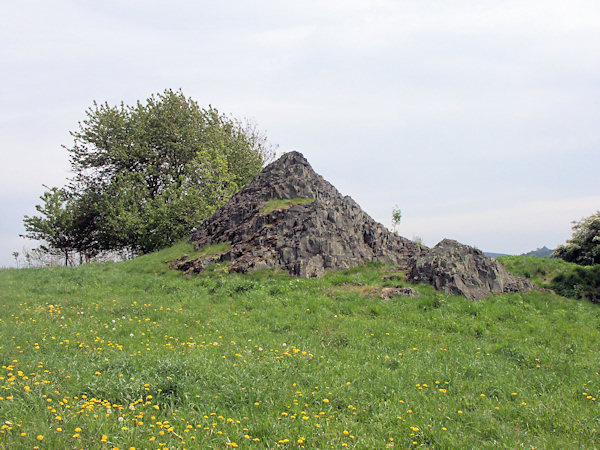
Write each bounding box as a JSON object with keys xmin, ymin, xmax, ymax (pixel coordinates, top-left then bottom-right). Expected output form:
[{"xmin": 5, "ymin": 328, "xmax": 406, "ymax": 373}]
[{"xmin": 0, "ymin": 250, "xmax": 599, "ymax": 448}]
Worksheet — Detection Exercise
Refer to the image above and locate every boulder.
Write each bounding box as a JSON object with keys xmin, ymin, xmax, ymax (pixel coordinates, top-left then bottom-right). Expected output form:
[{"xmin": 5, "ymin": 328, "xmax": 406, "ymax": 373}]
[{"xmin": 407, "ymin": 239, "xmax": 534, "ymax": 300}]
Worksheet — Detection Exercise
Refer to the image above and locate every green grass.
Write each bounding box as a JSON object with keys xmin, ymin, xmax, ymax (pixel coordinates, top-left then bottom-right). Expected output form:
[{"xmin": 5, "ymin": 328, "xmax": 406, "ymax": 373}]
[
  {"xmin": 260, "ymin": 198, "xmax": 314, "ymax": 215},
  {"xmin": 0, "ymin": 251, "xmax": 599, "ymax": 448},
  {"xmin": 498, "ymin": 255, "xmax": 600, "ymax": 302},
  {"xmin": 496, "ymin": 255, "xmax": 575, "ymax": 287}
]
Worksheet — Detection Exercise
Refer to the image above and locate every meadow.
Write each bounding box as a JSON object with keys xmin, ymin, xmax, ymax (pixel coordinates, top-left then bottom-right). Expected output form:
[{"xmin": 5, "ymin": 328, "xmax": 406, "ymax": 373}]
[{"xmin": 0, "ymin": 243, "xmax": 599, "ymax": 448}]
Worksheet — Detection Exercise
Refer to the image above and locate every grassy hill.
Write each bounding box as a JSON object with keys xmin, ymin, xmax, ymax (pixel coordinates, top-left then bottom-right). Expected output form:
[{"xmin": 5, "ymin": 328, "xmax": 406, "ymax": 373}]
[{"xmin": 1, "ymin": 243, "xmax": 599, "ymax": 448}]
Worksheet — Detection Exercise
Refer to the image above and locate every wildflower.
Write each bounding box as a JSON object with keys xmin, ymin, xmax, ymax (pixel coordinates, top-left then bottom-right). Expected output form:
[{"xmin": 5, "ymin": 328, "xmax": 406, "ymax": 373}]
[{"xmin": 37, "ymin": 435, "xmax": 44, "ymax": 441}]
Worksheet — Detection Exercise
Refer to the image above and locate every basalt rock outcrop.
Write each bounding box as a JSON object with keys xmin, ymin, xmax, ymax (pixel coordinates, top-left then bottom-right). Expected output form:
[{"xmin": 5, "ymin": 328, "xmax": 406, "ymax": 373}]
[
  {"xmin": 172, "ymin": 151, "xmax": 532, "ymax": 300},
  {"xmin": 406, "ymin": 239, "xmax": 533, "ymax": 300},
  {"xmin": 172, "ymin": 151, "xmax": 423, "ymax": 278}
]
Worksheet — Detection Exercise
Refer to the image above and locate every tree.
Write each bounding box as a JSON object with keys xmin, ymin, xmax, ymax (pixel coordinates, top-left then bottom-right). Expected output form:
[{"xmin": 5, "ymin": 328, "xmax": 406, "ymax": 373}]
[
  {"xmin": 22, "ymin": 187, "xmax": 79, "ymax": 266},
  {"xmin": 391, "ymin": 205, "xmax": 402, "ymax": 234},
  {"xmin": 553, "ymin": 211, "xmax": 600, "ymax": 266},
  {"xmin": 24, "ymin": 89, "xmax": 276, "ymax": 259}
]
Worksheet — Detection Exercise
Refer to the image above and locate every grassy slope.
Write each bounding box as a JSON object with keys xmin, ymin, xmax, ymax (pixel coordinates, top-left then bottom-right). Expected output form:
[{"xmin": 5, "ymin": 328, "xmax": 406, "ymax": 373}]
[
  {"xmin": 497, "ymin": 255, "xmax": 577, "ymax": 288},
  {"xmin": 0, "ymin": 247, "xmax": 599, "ymax": 449}
]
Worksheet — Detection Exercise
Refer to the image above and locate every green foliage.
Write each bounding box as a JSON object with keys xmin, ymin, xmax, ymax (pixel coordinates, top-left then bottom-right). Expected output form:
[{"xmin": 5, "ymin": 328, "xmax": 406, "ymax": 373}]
[
  {"xmin": 499, "ymin": 255, "xmax": 600, "ymax": 303},
  {"xmin": 497, "ymin": 255, "xmax": 575, "ymax": 288},
  {"xmin": 23, "ymin": 89, "xmax": 276, "ymax": 260},
  {"xmin": 550, "ymin": 265, "xmax": 600, "ymax": 303},
  {"xmin": 553, "ymin": 210, "xmax": 600, "ymax": 265},
  {"xmin": 1, "ymin": 253, "xmax": 599, "ymax": 448},
  {"xmin": 391, "ymin": 205, "xmax": 402, "ymax": 233},
  {"xmin": 22, "ymin": 187, "xmax": 82, "ymax": 265},
  {"xmin": 260, "ymin": 197, "xmax": 314, "ymax": 215}
]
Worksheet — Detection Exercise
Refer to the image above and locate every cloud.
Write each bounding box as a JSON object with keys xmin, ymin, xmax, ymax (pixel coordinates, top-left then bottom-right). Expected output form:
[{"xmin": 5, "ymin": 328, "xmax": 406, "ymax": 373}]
[
  {"xmin": 1, "ymin": 0, "xmax": 599, "ymax": 265},
  {"xmin": 398, "ymin": 195, "xmax": 600, "ymax": 252}
]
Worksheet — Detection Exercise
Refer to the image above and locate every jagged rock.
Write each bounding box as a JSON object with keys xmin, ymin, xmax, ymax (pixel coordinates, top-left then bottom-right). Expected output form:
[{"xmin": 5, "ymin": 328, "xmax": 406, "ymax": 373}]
[
  {"xmin": 172, "ymin": 151, "xmax": 423, "ymax": 277},
  {"xmin": 173, "ymin": 151, "xmax": 532, "ymax": 300},
  {"xmin": 407, "ymin": 239, "xmax": 534, "ymax": 300}
]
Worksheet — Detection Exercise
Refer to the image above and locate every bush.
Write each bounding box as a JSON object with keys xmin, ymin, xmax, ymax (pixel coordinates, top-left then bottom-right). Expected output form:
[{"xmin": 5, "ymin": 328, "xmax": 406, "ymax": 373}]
[
  {"xmin": 550, "ymin": 265, "xmax": 600, "ymax": 303},
  {"xmin": 553, "ymin": 211, "xmax": 600, "ymax": 265}
]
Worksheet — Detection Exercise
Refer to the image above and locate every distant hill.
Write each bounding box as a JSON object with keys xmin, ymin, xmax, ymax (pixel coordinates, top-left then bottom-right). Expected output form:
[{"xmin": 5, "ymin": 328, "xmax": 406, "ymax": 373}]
[
  {"xmin": 484, "ymin": 251, "xmax": 509, "ymax": 258},
  {"xmin": 520, "ymin": 246, "xmax": 554, "ymax": 257},
  {"xmin": 485, "ymin": 247, "xmax": 555, "ymax": 258}
]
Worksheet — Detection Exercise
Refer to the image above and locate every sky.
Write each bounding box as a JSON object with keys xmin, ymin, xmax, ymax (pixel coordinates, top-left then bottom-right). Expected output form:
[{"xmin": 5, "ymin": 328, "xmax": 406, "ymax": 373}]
[{"xmin": 2, "ymin": 0, "xmax": 599, "ymax": 267}]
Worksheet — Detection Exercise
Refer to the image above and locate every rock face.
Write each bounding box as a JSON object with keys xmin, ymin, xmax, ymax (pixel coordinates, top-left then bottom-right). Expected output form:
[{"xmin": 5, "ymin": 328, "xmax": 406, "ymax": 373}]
[
  {"xmin": 173, "ymin": 151, "xmax": 422, "ymax": 277},
  {"xmin": 407, "ymin": 239, "xmax": 534, "ymax": 300},
  {"xmin": 173, "ymin": 151, "xmax": 533, "ymax": 299}
]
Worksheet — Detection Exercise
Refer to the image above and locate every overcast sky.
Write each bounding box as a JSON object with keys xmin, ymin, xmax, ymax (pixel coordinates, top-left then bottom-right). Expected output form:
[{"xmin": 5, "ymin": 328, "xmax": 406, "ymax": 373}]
[{"xmin": 2, "ymin": 0, "xmax": 599, "ymax": 267}]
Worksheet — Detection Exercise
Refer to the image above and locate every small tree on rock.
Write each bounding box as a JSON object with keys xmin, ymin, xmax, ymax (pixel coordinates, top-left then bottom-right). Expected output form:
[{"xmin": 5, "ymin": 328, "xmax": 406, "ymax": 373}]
[{"xmin": 391, "ymin": 206, "xmax": 402, "ymax": 234}]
